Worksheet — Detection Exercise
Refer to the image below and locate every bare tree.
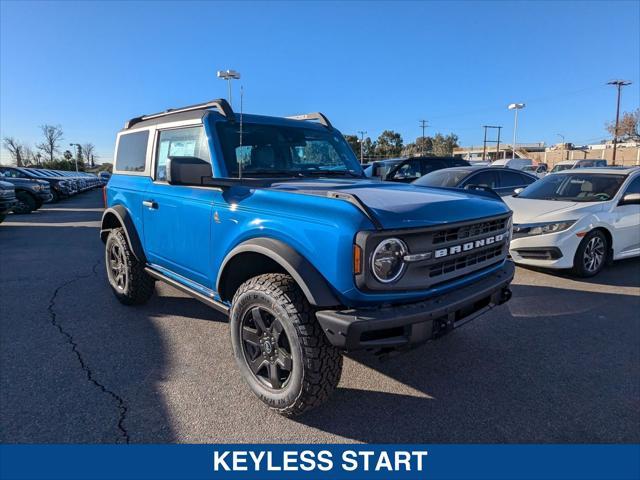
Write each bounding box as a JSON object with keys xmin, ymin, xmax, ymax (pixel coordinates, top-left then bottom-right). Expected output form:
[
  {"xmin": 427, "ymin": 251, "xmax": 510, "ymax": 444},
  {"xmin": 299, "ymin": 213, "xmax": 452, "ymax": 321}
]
[
  {"xmin": 606, "ymin": 108, "xmax": 640, "ymax": 141},
  {"xmin": 36, "ymin": 124, "xmax": 64, "ymax": 162},
  {"xmin": 82, "ymin": 143, "xmax": 96, "ymax": 167},
  {"xmin": 2, "ymin": 137, "xmax": 26, "ymax": 166}
]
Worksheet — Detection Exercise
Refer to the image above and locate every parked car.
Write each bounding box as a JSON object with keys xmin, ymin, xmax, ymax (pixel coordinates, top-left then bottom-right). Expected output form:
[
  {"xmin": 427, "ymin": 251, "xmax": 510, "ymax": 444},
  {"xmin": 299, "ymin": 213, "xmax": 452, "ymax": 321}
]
[
  {"xmin": 505, "ymin": 167, "xmax": 640, "ymax": 277},
  {"xmin": 550, "ymin": 159, "xmax": 607, "ymax": 173},
  {"xmin": 522, "ymin": 164, "xmax": 548, "ymax": 178},
  {"xmin": 101, "ymin": 99, "xmax": 514, "ymax": 416},
  {"xmin": 0, "ymin": 170, "xmax": 52, "ymax": 213},
  {"xmin": 365, "ymin": 156, "xmax": 470, "ymax": 182},
  {"xmin": 413, "ymin": 166, "xmax": 538, "ymax": 196},
  {"xmin": 1, "ymin": 166, "xmax": 73, "ymax": 202},
  {"xmin": 0, "ymin": 180, "xmax": 18, "ymax": 223},
  {"xmin": 490, "ymin": 158, "xmax": 534, "ymax": 170}
]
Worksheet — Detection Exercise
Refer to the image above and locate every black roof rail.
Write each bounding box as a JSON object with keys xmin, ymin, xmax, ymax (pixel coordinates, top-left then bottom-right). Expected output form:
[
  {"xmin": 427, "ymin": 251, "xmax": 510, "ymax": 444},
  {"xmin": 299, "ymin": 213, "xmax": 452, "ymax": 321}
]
[
  {"xmin": 125, "ymin": 98, "xmax": 235, "ymax": 129},
  {"xmin": 286, "ymin": 112, "xmax": 333, "ymax": 129}
]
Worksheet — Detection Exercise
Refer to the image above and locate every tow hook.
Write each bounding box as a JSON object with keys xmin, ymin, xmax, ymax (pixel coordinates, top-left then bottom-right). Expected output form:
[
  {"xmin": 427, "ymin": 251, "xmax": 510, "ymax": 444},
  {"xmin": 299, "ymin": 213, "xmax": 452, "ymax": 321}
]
[{"xmin": 498, "ymin": 287, "xmax": 512, "ymax": 305}]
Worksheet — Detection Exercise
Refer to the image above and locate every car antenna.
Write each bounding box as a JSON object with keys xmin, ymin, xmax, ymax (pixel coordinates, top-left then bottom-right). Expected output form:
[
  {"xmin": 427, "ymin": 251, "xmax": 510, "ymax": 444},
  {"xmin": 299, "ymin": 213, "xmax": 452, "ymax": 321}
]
[{"xmin": 238, "ymin": 85, "xmax": 244, "ymax": 180}]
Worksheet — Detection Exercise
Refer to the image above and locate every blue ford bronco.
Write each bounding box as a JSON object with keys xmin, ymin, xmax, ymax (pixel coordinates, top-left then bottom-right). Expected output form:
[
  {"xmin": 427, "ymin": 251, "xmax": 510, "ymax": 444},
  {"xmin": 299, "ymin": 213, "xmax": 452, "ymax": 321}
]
[{"xmin": 102, "ymin": 99, "xmax": 514, "ymax": 415}]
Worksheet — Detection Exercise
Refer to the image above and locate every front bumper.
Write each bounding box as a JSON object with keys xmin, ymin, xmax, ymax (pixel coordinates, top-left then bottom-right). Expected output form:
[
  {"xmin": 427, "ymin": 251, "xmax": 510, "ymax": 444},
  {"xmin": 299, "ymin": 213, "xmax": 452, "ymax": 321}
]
[
  {"xmin": 509, "ymin": 228, "xmax": 582, "ymax": 269},
  {"xmin": 38, "ymin": 192, "xmax": 54, "ymax": 203},
  {"xmin": 316, "ymin": 261, "xmax": 515, "ymax": 351}
]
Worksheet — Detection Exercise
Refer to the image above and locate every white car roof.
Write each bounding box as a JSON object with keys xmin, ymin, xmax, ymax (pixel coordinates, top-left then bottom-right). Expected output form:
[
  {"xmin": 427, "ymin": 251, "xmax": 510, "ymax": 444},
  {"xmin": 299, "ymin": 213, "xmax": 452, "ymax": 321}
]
[{"xmin": 553, "ymin": 166, "xmax": 639, "ymax": 175}]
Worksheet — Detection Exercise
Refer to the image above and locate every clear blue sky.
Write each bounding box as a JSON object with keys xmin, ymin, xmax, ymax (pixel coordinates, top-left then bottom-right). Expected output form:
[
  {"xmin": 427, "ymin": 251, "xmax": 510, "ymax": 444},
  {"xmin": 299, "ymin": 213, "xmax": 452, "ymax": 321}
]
[{"xmin": 1, "ymin": 0, "xmax": 639, "ymax": 164}]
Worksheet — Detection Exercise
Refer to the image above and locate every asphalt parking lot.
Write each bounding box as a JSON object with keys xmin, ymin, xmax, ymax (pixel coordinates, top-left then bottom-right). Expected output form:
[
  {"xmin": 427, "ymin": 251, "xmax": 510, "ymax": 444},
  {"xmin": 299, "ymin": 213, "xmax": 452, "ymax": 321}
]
[{"xmin": 1, "ymin": 189, "xmax": 639, "ymax": 444}]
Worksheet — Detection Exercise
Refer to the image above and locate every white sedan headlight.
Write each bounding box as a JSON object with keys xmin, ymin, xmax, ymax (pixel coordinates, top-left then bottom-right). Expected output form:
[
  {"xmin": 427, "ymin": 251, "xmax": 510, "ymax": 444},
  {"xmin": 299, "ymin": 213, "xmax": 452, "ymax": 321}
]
[{"xmin": 518, "ymin": 220, "xmax": 576, "ymax": 236}]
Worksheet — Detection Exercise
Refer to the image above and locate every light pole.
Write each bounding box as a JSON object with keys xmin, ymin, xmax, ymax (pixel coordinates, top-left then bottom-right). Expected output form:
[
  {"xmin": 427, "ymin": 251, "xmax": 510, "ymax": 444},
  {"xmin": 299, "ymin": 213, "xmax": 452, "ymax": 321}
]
[
  {"xmin": 69, "ymin": 143, "xmax": 81, "ymax": 172},
  {"xmin": 557, "ymin": 133, "xmax": 565, "ymax": 162},
  {"xmin": 508, "ymin": 103, "xmax": 525, "ymax": 160},
  {"xmin": 607, "ymin": 80, "xmax": 631, "ymax": 166},
  {"xmin": 357, "ymin": 130, "xmax": 367, "ymax": 163},
  {"xmin": 217, "ymin": 69, "xmax": 241, "ymax": 107}
]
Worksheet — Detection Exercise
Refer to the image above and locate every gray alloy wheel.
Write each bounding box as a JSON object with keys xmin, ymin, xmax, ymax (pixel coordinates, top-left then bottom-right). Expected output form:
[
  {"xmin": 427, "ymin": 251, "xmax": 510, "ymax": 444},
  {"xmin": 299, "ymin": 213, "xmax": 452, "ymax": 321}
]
[{"xmin": 573, "ymin": 230, "xmax": 608, "ymax": 277}]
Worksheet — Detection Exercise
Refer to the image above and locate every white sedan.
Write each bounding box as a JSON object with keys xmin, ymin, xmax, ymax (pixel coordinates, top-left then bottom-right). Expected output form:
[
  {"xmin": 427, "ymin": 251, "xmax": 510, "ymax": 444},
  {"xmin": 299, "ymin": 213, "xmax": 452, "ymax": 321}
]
[{"xmin": 504, "ymin": 167, "xmax": 640, "ymax": 277}]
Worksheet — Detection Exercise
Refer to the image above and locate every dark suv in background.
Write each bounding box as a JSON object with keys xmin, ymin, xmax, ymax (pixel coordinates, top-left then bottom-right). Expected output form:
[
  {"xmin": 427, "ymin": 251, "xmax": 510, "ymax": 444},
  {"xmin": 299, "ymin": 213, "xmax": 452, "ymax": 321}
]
[
  {"xmin": 0, "ymin": 169, "xmax": 52, "ymax": 213},
  {"xmin": 1, "ymin": 166, "xmax": 73, "ymax": 202},
  {"xmin": 0, "ymin": 180, "xmax": 18, "ymax": 223},
  {"xmin": 364, "ymin": 156, "xmax": 470, "ymax": 182}
]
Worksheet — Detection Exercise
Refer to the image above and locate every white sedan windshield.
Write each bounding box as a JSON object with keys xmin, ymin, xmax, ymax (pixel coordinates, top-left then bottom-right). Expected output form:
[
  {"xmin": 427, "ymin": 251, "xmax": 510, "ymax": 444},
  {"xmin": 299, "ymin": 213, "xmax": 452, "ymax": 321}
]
[{"xmin": 518, "ymin": 173, "xmax": 626, "ymax": 202}]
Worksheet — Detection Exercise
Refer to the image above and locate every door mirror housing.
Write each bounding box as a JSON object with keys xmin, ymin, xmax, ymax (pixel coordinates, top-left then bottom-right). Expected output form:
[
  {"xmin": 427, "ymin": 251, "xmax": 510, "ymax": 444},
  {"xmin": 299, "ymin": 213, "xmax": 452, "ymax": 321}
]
[
  {"xmin": 619, "ymin": 192, "xmax": 640, "ymax": 206},
  {"xmin": 166, "ymin": 156, "xmax": 212, "ymax": 186}
]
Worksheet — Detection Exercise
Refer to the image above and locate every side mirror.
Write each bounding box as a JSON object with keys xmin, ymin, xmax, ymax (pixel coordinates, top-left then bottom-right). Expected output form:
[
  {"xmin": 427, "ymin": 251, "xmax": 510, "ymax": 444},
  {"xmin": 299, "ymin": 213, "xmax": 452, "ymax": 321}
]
[
  {"xmin": 619, "ymin": 192, "xmax": 640, "ymax": 206},
  {"xmin": 513, "ymin": 187, "xmax": 524, "ymax": 196},
  {"xmin": 166, "ymin": 156, "xmax": 212, "ymax": 186}
]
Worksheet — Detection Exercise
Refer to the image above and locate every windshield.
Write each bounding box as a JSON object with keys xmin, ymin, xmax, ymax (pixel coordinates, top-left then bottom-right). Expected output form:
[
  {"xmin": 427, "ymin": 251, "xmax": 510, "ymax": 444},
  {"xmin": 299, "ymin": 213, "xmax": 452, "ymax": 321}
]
[
  {"xmin": 517, "ymin": 173, "xmax": 626, "ymax": 202},
  {"xmin": 412, "ymin": 169, "xmax": 471, "ymax": 187},
  {"xmin": 550, "ymin": 164, "xmax": 573, "ymax": 173},
  {"xmin": 216, "ymin": 122, "xmax": 362, "ymax": 177}
]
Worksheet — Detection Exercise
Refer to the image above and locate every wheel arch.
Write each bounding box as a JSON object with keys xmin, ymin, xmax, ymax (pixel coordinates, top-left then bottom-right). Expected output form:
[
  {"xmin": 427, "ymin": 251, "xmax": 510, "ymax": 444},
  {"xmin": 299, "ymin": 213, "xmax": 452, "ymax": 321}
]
[
  {"xmin": 100, "ymin": 205, "xmax": 147, "ymax": 263},
  {"xmin": 217, "ymin": 238, "xmax": 340, "ymax": 308},
  {"xmin": 591, "ymin": 225, "xmax": 614, "ymax": 260}
]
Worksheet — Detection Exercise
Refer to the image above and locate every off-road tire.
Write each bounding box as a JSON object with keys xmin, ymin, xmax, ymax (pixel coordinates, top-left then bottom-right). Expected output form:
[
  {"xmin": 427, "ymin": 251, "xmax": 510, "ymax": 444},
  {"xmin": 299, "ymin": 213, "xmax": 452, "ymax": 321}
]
[
  {"xmin": 105, "ymin": 227, "xmax": 155, "ymax": 305},
  {"xmin": 230, "ymin": 273, "xmax": 343, "ymax": 416},
  {"xmin": 0, "ymin": 213, "xmax": 6, "ymax": 223},
  {"xmin": 572, "ymin": 229, "xmax": 608, "ymax": 277},
  {"xmin": 13, "ymin": 191, "xmax": 36, "ymax": 214},
  {"xmin": 51, "ymin": 190, "xmax": 60, "ymax": 203}
]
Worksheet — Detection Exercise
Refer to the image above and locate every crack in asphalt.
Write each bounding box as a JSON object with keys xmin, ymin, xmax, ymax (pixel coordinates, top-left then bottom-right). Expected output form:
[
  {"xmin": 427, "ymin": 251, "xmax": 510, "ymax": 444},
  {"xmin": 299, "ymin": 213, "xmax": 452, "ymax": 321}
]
[{"xmin": 46, "ymin": 260, "xmax": 130, "ymax": 444}]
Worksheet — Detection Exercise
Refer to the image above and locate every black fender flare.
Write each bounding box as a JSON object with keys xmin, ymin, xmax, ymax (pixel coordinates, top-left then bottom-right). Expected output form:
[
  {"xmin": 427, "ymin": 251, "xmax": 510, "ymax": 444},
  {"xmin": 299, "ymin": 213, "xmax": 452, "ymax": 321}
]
[
  {"xmin": 217, "ymin": 238, "xmax": 340, "ymax": 307},
  {"xmin": 100, "ymin": 205, "xmax": 147, "ymax": 263}
]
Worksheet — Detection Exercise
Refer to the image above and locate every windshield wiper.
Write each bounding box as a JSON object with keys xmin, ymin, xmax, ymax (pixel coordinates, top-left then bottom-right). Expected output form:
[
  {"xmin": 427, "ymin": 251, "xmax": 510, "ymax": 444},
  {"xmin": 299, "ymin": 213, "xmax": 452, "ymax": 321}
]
[{"xmin": 238, "ymin": 169, "xmax": 303, "ymax": 177}]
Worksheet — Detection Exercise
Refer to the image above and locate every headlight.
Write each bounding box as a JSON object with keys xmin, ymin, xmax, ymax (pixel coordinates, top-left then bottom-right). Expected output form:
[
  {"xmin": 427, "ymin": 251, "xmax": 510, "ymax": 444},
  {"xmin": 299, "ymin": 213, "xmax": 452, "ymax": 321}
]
[
  {"xmin": 371, "ymin": 238, "xmax": 407, "ymax": 283},
  {"xmin": 32, "ymin": 184, "xmax": 42, "ymax": 191},
  {"xmin": 521, "ymin": 220, "xmax": 576, "ymax": 236},
  {"xmin": 59, "ymin": 181, "xmax": 67, "ymax": 187}
]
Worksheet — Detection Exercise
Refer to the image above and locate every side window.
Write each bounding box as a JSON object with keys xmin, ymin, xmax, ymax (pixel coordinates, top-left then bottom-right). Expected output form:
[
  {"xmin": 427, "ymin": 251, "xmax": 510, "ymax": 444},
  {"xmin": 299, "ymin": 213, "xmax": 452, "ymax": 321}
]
[
  {"xmin": 115, "ymin": 131, "xmax": 149, "ymax": 173},
  {"xmin": 421, "ymin": 160, "xmax": 445, "ymax": 175},
  {"xmin": 392, "ymin": 160, "xmax": 422, "ymax": 180},
  {"xmin": 499, "ymin": 170, "xmax": 535, "ymax": 188},
  {"xmin": 466, "ymin": 170, "xmax": 498, "ymax": 188},
  {"xmin": 155, "ymin": 126, "xmax": 211, "ymax": 181},
  {"xmin": 623, "ymin": 176, "xmax": 640, "ymax": 195}
]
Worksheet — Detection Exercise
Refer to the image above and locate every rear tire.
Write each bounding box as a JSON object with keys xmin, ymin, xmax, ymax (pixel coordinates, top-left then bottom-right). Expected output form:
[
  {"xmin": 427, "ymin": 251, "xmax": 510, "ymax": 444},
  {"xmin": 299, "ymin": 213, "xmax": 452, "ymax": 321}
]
[
  {"xmin": 105, "ymin": 227, "xmax": 155, "ymax": 305},
  {"xmin": 230, "ymin": 273, "xmax": 343, "ymax": 416},
  {"xmin": 13, "ymin": 192, "xmax": 36, "ymax": 214},
  {"xmin": 572, "ymin": 230, "xmax": 608, "ymax": 277}
]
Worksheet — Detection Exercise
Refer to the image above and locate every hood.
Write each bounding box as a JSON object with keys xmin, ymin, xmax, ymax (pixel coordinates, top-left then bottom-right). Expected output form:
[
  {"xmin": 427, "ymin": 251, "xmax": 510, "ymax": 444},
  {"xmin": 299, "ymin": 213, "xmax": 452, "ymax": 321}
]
[
  {"xmin": 503, "ymin": 196, "xmax": 603, "ymax": 224},
  {"xmin": 269, "ymin": 178, "xmax": 510, "ymax": 229}
]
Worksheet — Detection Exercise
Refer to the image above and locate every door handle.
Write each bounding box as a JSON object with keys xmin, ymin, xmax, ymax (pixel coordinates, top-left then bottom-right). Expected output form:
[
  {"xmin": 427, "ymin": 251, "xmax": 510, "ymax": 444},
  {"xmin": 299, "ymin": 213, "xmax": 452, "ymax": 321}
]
[{"xmin": 142, "ymin": 200, "xmax": 158, "ymax": 209}]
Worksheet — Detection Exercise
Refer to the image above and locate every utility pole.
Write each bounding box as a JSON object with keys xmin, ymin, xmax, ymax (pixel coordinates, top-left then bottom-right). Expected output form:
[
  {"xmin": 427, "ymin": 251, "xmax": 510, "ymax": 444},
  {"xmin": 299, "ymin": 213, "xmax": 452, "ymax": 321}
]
[
  {"xmin": 496, "ymin": 126, "xmax": 502, "ymax": 160},
  {"xmin": 357, "ymin": 130, "xmax": 367, "ymax": 163},
  {"xmin": 557, "ymin": 133, "xmax": 565, "ymax": 162},
  {"xmin": 508, "ymin": 103, "xmax": 525, "ymax": 160},
  {"xmin": 419, "ymin": 120, "xmax": 428, "ymax": 155},
  {"xmin": 607, "ymin": 80, "xmax": 631, "ymax": 166},
  {"xmin": 217, "ymin": 69, "xmax": 241, "ymax": 107},
  {"xmin": 482, "ymin": 126, "xmax": 488, "ymax": 162},
  {"xmin": 69, "ymin": 143, "xmax": 81, "ymax": 172}
]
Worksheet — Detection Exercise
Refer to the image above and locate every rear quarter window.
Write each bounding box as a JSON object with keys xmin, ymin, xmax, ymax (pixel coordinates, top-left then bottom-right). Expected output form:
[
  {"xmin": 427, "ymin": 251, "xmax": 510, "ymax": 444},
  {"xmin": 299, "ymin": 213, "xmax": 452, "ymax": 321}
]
[{"xmin": 115, "ymin": 131, "xmax": 149, "ymax": 173}]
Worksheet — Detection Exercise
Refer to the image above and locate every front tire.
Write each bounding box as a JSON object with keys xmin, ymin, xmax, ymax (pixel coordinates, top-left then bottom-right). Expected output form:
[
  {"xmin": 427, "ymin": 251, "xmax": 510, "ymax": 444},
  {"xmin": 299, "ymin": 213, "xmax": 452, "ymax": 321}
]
[
  {"xmin": 13, "ymin": 192, "xmax": 36, "ymax": 214},
  {"xmin": 572, "ymin": 230, "xmax": 608, "ymax": 277},
  {"xmin": 230, "ymin": 273, "xmax": 343, "ymax": 416},
  {"xmin": 105, "ymin": 227, "xmax": 155, "ymax": 305}
]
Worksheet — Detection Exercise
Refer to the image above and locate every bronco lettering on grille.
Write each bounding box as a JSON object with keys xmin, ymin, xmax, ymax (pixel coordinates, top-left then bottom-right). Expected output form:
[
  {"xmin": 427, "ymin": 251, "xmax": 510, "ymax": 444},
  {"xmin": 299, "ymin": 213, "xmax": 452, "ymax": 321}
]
[{"xmin": 434, "ymin": 233, "xmax": 505, "ymax": 259}]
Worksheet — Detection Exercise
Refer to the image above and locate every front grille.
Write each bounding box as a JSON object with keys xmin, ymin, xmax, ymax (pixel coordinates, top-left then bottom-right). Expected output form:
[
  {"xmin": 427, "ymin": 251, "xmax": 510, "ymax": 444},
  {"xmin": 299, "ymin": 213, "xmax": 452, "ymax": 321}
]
[
  {"xmin": 429, "ymin": 244, "xmax": 504, "ymax": 278},
  {"xmin": 433, "ymin": 217, "xmax": 508, "ymax": 245}
]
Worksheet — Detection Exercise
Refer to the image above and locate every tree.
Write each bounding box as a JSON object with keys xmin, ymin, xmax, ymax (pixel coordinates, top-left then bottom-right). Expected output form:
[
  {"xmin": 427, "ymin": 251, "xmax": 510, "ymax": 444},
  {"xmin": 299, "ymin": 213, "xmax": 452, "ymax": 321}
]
[
  {"xmin": 82, "ymin": 143, "xmax": 96, "ymax": 167},
  {"xmin": 606, "ymin": 108, "xmax": 640, "ymax": 141},
  {"xmin": 402, "ymin": 136, "xmax": 433, "ymax": 156},
  {"xmin": 431, "ymin": 133, "xmax": 459, "ymax": 156},
  {"xmin": 375, "ymin": 130, "xmax": 403, "ymax": 157},
  {"xmin": 36, "ymin": 124, "xmax": 64, "ymax": 162},
  {"xmin": 343, "ymin": 135, "xmax": 361, "ymax": 157},
  {"xmin": 2, "ymin": 137, "xmax": 26, "ymax": 166}
]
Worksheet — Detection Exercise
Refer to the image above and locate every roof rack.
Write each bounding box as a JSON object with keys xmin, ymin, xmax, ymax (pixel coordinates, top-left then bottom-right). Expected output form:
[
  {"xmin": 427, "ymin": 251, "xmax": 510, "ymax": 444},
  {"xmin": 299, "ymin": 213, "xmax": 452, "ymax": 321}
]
[
  {"xmin": 125, "ymin": 98, "xmax": 235, "ymax": 129},
  {"xmin": 286, "ymin": 112, "xmax": 333, "ymax": 129}
]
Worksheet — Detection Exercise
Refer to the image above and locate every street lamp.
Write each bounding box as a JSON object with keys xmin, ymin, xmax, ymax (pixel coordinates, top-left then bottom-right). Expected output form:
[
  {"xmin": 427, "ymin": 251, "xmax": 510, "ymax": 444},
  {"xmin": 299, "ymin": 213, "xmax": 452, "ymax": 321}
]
[
  {"xmin": 508, "ymin": 103, "xmax": 525, "ymax": 160},
  {"xmin": 607, "ymin": 80, "xmax": 632, "ymax": 166},
  {"xmin": 69, "ymin": 143, "xmax": 81, "ymax": 172},
  {"xmin": 217, "ymin": 69, "xmax": 241, "ymax": 107},
  {"xmin": 357, "ymin": 130, "xmax": 367, "ymax": 163}
]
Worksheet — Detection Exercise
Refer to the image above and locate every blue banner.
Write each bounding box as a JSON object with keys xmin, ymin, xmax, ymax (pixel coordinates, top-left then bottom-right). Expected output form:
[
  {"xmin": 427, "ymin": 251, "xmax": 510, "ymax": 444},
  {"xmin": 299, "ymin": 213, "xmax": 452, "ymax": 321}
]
[{"xmin": 1, "ymin": 444, "xmax": 638, "ymax": 480}]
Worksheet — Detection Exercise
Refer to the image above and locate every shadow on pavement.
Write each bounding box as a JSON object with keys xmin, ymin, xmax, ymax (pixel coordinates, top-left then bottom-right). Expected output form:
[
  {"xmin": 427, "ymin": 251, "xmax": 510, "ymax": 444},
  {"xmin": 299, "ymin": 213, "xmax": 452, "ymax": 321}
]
[{"xmin": 293, "ymin": 276, "xmax": 640, "ymax": 443}]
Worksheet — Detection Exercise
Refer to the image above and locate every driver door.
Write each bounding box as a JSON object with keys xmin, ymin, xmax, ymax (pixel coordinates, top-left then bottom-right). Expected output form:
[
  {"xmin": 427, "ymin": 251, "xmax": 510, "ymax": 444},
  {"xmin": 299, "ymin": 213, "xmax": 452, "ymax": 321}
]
[{"xmin": 612, "ymin": 175, "xmax": 640, "ymax": 257}]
